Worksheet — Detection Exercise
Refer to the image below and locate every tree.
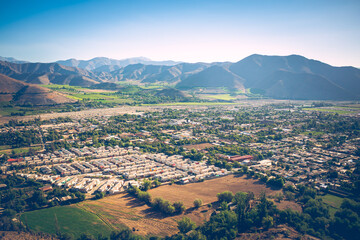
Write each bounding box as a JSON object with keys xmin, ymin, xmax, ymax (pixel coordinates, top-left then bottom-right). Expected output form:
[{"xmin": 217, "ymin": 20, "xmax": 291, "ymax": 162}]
[
  {"xmin": 110, "ymin": 229, "xmax": 133, "ymax": 240},
  {"xmin": 29, "ymin": 190, "xmax": 48, "ymax": 208},
  {"xmin": 262, "ymin": 216, "xmax": 274, "ymax": 230},
  {"xmin": 266, "ymin": 176, "xmax": 285, "ymax": 189},
  {"xmin": 220, "ymin": 201, "xmax": 229, "ymax": 211},
  {"xmin": 188, "ymin": 230, "xmax": 207, "ymax": 240},
  {"xmin": 234, "ymin": 191, "xmax": 253, "ymax": 232},
  {"xmin": 95, "ymin": 192, "xmax": 105, "ymax": 199},
  {"xmin": 217, "ymin": 191, "xmax": 234, "ymax": 203},
  {"xmin": 142, "ymin": 179, "xmax": 152, "ymax": 191},
  {"xmin": 78, "ymin": 233, "xmax": 95, "ymax": 240},
  {"xmin": 137, "ymin": 190, "xmax": 152, "ymax": 205},
  {"xmin": 201, "ymin": 210, "xmax": 238, "ymax": 239},
  {"xmin": 75, "ymin": 191, "xmax": 85, "ymax": 201},
  {"xmin": 153, "ymin": 179, "xmax": 161, "ymax": 188},
  {"xmin": 173, "ymin": 201, "xmax": 186, "ymax": 214},
  {"xmin": 177, "ymin": 217, "xmax": 196, "ymax": 233},
  {"xmin": 194, "ymin": 199, "xmax": 203, "ymax": 208},
  {"xmin": 274, "ymin": 192, "xmax": 284, "ymax": 203}
]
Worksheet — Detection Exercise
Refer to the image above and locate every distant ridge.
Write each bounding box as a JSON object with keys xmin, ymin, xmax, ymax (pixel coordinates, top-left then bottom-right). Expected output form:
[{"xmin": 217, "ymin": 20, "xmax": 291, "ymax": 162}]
[
  {"xmin": 0, "ymin": 54, "xmax": 359, "ymax": 100},
  {"xmin": 56, "ymin": 57, "xmax": 181, "ymax": 71},
  {"xmin": 229, "ymin": 54, "xmax": 360, "ymax": 99},
  {"xmin": 0, "ymin": 61, "xmax": 100, "ymax": 87},
  {"xmin": 0, "ymin": 56, "xmax": 28, "ymax": 64},
  {"xmin": 177, "ymin": 65, "xmax": 245, "ymax": 90}
]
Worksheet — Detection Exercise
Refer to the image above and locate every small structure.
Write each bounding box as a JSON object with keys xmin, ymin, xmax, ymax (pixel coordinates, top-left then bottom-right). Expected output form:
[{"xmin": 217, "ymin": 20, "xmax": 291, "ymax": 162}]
[
  {"xmin": 228, "ymin": 155, "xmax": 254, "ymax": 162},
  {"xmin": 39, "ymin": 185, "xmax": 53, "ymax": 192}
]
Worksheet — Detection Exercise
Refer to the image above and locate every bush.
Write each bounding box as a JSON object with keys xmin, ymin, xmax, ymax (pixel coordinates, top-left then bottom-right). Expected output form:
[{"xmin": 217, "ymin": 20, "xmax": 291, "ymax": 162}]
[
  {"xmin": 173, "ymin": 201, "xmax": 186, "ymax": 214},
  {"xmin": 152, "ymin": 197, "xmax": 175, "ymax": 215},
  {"xmin": 177, "ymin": 217, "xmax": 196, "ymax": 233},
  {"xmin": 194, "ymin": 199, "xmax": 203, "ymax": 208},
  {"xmin": 138, "ymin": 191, "xmax": 152, "ymax": 205},
  {"xmin": 94, "ymin": 191, "xmax": 105, "ymax": 199},
  {"xmin": 217, "ymin": 191, "xmax": 234, "ymax": 203},
  {"xmin": 267, "ymin": 176, "xmax": 285, "ymax": 188}
]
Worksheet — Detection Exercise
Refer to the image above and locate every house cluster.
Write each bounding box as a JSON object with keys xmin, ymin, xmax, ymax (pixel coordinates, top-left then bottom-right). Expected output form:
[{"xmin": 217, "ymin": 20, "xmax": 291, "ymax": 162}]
[
  {"xmin": 246, "ymin": 134, "xmax": 359, "ymax": 191},
  {"xmin": 11, "ymin": 145, "xmax": 229, "ymax": 194},
  {"xmin": 54, "ymin": 176, "xmax": 140, "ymax": 194}
]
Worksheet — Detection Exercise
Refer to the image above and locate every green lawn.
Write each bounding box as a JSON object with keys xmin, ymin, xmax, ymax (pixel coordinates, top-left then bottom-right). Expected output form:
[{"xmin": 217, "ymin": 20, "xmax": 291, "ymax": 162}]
[
  {"xmin": 303, "ymin": 131, "xmax": 325, "ymax": 137},
  {"xmin": 0, "ymin": 145, "xmax": 11, "ymax": 150},
  {"xmin": 20, "ymin": 206, "xmax": 113, "ymax": 239},
  {"xmin": 320, "ymin": 194, "xmax": 344, "ymax": 209},
  {"xmin": 0, "ymin": 146, "xmax": 41, "ymax": 155}
]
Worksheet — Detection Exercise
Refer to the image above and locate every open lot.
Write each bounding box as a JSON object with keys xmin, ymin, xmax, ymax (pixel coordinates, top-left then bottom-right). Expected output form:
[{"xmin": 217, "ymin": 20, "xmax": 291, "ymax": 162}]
[
  {"xmin": 149, "ymin": 175, "xmax": 283, "ymax": 208},
  {"xmin": 183, "ymin": 143, "xmax": 213, "ymax": 150}
]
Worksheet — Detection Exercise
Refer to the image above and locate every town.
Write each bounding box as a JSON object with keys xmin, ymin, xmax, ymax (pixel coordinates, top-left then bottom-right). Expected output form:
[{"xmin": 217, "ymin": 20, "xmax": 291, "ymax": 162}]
[
  {"xmin": 0, "ymin": 102, "xmax": 360, "ymax": 239},
  {"xmin": 1, "ymin": 103, "xmax": 359, "ymax": 197}
]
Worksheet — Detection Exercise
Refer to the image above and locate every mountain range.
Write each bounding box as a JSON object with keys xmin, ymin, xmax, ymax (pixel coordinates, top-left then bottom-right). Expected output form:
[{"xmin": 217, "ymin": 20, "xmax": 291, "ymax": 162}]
[
  {"xmin": 56, "ymin": 57, "xmax": 181, "ymax": 71},
  {"xmin": 0, "ymin": 54, "xmax": 359, "ymax": 101}
]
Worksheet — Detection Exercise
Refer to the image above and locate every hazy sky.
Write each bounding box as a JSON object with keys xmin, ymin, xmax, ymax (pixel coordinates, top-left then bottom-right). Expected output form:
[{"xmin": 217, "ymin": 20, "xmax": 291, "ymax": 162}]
[{"xmin": 0, "ymin": 0, "xmax": 359, "ymax": 67}]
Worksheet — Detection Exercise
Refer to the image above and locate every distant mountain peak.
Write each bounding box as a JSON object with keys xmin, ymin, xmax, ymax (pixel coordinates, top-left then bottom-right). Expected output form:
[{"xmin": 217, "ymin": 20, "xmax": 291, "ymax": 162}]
[
  {"xmin": 56, "ymin": 57, "xmax": 181, "ymax": 71},
  {"xmin": 0, "ymin": 56, "xmax": 29, "ymax": 64}
]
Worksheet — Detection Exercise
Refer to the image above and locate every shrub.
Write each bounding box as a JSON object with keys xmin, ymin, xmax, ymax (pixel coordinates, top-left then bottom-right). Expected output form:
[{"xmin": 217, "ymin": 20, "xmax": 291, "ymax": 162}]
[
  {"xmin": 194, "ymin": 199, "xmax": 203, "ymax": 208},
  {"xmin": 177, "ymin": 217, "xmax": 196, "ymax": 233},
  {"xmin": 217, "ymin": 191, "xmax": 234, "ymax": 203},
  {"xmin": 173, "ymin": 201, "xmax": 186, "ymax": 214}
]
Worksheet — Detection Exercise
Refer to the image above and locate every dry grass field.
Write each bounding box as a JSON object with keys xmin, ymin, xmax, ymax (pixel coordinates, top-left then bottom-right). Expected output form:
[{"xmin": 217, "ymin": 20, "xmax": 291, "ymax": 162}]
[
  {"xmin": 77, "ymin": 193, "xmax": 209, "ymax": 237},
  {"xmin": 183, "ymin": 143, "xmax": 214, "ymax": 150},
  {"xmin": 75, "ymin": 175, "xmax": 301, "ymax": 237},
  {"xmin": 149, "ymin": 175, "xmax": 283, "ymax": 208},
  {"xmin": 0, "ymin": 231, "xmax": 56, "ymax": 240}
]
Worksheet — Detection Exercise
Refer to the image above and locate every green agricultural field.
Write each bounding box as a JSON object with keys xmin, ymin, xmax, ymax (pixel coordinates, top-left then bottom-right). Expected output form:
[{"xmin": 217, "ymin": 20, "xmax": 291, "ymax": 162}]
[
  {"xmin": 41, "ymin": 84, "xmax": 85, "ymax": 91},
  {"xmin": 20, "ymin": 206, "xmax": 113, "ymax": 239},
  {"xmin": 200, "ymin": 94, "xmax": 237, "ymax": 101},
  {"xmin": 143, "ymin": 102, "xmax": 240, "ymax": 106},
  {"xmin": 303, "ymin": 108, "xmax": 355, "ymax": 115}
]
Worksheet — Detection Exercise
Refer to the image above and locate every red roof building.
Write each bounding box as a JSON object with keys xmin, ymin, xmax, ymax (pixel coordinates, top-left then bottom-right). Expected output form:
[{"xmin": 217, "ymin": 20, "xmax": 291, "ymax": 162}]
[{"xmin": 7, "ymin": 158, "xmax": 23, "ymax": 163}]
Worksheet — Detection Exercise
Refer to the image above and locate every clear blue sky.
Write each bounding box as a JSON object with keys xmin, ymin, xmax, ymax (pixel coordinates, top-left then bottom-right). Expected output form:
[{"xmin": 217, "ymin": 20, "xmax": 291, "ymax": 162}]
[{"xmin": 0, "ymin": 0, "xmax": 359, "ymax": 67}]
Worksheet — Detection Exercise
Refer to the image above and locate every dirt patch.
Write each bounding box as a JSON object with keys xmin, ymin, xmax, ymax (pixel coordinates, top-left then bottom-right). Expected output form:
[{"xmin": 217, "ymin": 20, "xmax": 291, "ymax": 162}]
[
  {"xmin": 0, "ymin": 231, "xmax": 56, "ymax": 240},
  {"xmin": 149, "ymin": 175, "xmax": 282, "ymax": 208},
  {"xmin": 183, "ymin": 143, "xmax": 213, "ymax": 150},
  {"xmin": 236, "ymin": 224, "xmax": 319, "ymax": 240},
  {"xmin": 274, "ymin": 200, "xmax": 302, "ymax": 212}
]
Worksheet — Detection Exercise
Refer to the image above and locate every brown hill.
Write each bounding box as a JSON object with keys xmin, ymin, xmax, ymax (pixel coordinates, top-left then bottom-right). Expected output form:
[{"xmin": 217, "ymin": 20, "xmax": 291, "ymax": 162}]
[
  {"xmin": 0, "ymin": 61, "xmax": 99, "ymax": 87},
  {"xmin": 0, "ymin": 74, "xmax": 76, "ymax": 105}
]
